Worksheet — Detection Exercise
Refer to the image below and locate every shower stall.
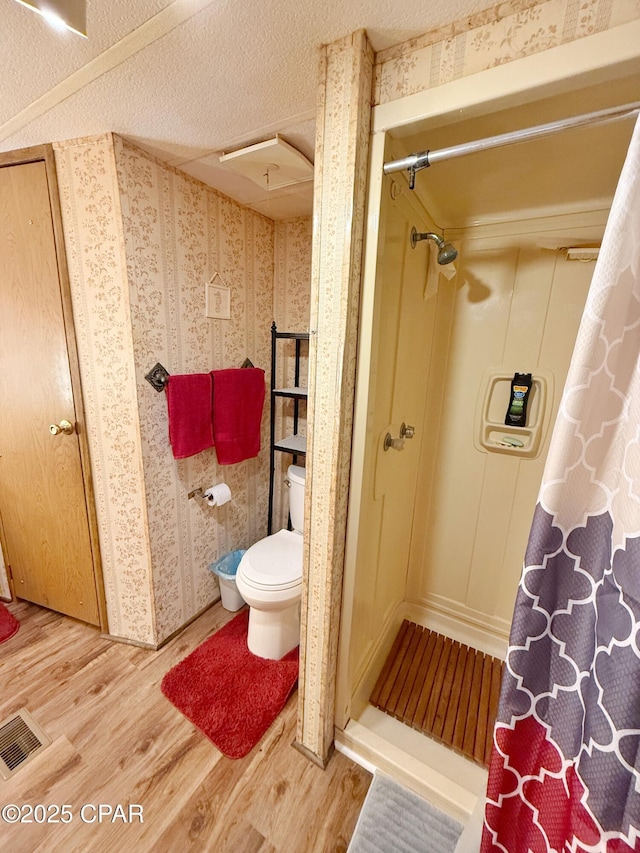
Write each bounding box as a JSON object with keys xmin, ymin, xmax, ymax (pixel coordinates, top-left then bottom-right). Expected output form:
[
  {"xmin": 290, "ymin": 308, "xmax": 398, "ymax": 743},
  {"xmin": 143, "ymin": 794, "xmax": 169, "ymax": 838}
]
[{"xmin": 334, "ymin": 59, "xmax": 640, "ymax": 821}]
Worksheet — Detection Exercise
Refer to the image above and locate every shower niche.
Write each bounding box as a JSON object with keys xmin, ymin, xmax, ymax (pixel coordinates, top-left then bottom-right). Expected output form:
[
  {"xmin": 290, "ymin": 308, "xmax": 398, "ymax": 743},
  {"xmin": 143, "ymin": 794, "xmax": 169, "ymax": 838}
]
[{"xmin": 475, "ymin": 368, "xmax": 553, "ymax": 458}]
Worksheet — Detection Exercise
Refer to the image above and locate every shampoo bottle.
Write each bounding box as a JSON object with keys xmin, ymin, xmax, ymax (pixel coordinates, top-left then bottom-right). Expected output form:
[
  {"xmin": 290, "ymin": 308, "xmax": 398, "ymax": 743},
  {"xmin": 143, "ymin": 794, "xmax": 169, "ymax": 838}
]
[{"xmin": 505, "ymin": 373, "xmax": 532, "ymax": 427}]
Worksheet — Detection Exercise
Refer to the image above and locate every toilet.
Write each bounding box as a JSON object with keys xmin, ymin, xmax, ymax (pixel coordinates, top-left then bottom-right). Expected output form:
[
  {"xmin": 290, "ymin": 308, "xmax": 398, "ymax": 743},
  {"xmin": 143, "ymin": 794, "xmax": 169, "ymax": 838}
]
[{"xmin": 236, "ymin": 464, "xmax": 305, "ymax": 659}]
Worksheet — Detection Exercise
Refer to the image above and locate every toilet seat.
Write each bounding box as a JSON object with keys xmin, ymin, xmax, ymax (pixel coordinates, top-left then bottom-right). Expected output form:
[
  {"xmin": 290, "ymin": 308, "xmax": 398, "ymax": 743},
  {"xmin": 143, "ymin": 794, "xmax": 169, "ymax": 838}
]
[{"xmin": 237, "ymin": 529, "xmax": 302, "ymax": 591}]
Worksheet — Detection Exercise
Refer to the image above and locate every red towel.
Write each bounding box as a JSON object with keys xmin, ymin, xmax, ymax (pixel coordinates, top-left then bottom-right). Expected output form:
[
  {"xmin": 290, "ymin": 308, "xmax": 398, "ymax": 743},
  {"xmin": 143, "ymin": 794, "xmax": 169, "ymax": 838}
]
[
  {"xmin": 211, "ymin": 368, "xmax": 265, "ymax": 465},
  {"xmin": 165, "ymin": 373, "xmax": 214, "ymax": 459}
]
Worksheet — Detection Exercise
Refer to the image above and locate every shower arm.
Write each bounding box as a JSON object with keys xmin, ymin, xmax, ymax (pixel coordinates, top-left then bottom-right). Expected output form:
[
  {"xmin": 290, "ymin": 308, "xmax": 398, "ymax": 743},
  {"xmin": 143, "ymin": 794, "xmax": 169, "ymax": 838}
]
[
  {"xmin": 411, "ymin": 229, "xmax": 440, "ymax": 249},
  {"xmin": 383, "ymin": 100, "xmax": 640, "ymax": 188}
]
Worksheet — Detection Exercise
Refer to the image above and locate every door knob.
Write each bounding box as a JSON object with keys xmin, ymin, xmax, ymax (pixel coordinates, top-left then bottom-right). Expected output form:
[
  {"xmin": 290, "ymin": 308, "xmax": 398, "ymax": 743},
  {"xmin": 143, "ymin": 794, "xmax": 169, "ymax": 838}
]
[
  {"xmin": 49, "ymin": 419, "xmax": 74, "ymax": 436},
  {"xmin": 400, "ymin": 423, "xmax": 416, "ymax": 439}
]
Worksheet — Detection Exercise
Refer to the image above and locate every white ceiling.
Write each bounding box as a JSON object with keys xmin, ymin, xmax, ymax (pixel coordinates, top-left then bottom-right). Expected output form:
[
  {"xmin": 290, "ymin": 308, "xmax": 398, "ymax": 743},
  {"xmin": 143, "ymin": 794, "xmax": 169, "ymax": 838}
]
[{"xmin": 0, "ymin": 0, "xmax": 490, "ymax": 219}]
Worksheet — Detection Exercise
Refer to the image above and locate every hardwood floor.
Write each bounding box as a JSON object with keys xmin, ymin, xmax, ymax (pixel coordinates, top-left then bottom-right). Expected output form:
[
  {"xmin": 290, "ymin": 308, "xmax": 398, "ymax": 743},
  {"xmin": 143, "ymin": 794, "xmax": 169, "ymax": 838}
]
[{"xmin": 0, "ymin": 600, "xmax": 371, "ymax": 852}]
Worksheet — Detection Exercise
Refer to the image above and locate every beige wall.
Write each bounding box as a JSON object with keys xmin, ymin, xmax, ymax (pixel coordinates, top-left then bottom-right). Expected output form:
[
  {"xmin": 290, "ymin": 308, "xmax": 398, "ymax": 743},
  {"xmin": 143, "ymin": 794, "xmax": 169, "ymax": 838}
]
[
  {"xmin": 373, "ymin": 0, "xmax": 640, "ymax": 106},
  {"xmin": 345, "ymin": 179, "xmax": 436, "ymax": 697},
  {"xmin": 406, "ymin": 231, "xmax": 597, "ymax": 640},
  {"xmin": 52, "ymin": 134, "xmax": 310, "ymax": 645}
]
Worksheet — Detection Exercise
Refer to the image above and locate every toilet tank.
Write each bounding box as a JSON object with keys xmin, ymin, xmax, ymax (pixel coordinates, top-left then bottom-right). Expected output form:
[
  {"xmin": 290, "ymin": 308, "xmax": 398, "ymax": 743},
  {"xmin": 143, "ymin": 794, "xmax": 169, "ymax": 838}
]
[{"xmin": 287, "ymin": 465, "xmax": 306, "ymax": 533}]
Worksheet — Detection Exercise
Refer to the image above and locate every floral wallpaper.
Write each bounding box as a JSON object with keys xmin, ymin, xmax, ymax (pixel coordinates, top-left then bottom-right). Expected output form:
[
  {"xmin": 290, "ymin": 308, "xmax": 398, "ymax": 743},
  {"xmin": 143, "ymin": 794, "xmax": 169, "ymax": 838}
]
[
  {"xmin": 54, "ymin": 135, "xmax": 156, "ymax": 645},
  {"xmin": 52, "ymin": 133, "xmax": 310, "ymax": 646},
  {"xmin": 114, "ymin": 136, "xmax": 274, "ymax": 643},
  {"xmin": 374, "ymin": 0, "xmax": 640, "ymax": 105},
  {"xmin": 297, "ymin": 30, "xmax": 374, "ymax": 763},
  {"xmin": 272, "ymin": 217, "xmax": 312, "ymax": 531}
]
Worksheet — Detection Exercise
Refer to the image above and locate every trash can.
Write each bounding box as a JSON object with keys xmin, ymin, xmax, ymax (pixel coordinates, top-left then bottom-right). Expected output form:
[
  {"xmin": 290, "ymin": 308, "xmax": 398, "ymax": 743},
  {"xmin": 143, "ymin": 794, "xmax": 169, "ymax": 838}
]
[{"xmin": 209, "ymin": 550, "xmax": 246, "ymax": 611}]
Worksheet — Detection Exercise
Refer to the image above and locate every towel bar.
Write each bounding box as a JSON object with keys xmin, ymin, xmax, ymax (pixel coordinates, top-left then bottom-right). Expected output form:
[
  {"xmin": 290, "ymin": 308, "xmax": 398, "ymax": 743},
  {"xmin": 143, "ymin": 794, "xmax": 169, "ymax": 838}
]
[{"xmin": 146, "ymin": 358, "xmax": 255, "ymax": 392}]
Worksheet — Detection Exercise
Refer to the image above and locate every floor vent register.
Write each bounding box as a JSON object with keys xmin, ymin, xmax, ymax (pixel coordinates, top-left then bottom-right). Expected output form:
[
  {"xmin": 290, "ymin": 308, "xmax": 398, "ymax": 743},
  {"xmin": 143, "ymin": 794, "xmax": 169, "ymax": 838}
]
[{"xmin": 0, "ymin": 708, "xmax": 51, "ymax": 780}]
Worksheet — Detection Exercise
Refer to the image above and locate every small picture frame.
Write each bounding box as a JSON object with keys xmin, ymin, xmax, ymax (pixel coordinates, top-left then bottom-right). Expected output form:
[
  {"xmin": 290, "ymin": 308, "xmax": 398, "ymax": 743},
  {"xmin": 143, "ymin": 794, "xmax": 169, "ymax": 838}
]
[{"xmin": 205, "ymin": 272, "xmax": 231, "ymax": 320}]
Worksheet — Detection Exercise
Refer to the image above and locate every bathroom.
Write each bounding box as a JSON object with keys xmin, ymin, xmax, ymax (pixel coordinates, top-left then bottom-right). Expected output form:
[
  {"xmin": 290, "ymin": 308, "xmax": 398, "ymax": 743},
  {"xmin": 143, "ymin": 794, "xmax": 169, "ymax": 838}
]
[
  {"xmin": 1, "ymin": 4, "xmax": 640, "ymax": 841},
  {"xmin": 3, "ymin": 3, "xmax": 640, "ymax": 851}
]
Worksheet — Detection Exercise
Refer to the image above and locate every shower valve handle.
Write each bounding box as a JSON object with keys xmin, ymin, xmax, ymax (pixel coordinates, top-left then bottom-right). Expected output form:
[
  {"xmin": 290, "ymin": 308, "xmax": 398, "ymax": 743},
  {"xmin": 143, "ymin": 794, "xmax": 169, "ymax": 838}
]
[{"xmin": 384, "ymin": 433, "xmax": 405, "ymax": 452}]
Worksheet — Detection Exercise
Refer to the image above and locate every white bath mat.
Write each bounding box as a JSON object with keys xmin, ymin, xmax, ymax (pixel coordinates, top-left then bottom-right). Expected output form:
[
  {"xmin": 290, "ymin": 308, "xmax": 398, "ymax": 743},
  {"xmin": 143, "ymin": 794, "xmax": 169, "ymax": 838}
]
[{"xmin": 347, "ymin": 772, "xmax": 463, "ymax": 853}]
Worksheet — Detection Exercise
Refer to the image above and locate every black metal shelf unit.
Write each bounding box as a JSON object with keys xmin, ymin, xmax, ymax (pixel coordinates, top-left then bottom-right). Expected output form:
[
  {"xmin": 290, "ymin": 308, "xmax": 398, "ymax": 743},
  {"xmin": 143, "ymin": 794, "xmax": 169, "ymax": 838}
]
[{"xmin": 268, "ymin": 322, "xmax": 309, "ymax": 534}]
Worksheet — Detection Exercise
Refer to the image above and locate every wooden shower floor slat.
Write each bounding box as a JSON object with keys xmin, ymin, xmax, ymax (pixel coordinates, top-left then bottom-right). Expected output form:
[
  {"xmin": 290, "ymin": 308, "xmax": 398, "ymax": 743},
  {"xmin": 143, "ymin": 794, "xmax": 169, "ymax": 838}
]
[{"xmin": 370, "ymin": 620, "xmax": 504, "ymax": 767}]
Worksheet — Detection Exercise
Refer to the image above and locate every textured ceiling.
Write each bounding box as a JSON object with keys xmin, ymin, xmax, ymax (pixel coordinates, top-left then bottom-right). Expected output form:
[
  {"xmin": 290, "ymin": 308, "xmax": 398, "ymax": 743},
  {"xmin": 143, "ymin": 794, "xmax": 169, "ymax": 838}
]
[{"xmin": 0, "ymin": 0, "xmax": 489, "ymax": 218}]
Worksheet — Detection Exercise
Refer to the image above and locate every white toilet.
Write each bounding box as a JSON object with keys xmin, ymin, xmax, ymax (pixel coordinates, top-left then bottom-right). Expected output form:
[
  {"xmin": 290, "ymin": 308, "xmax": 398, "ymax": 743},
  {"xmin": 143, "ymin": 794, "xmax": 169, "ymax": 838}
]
[{"xmin": 236, "ymin": 464, "xmax": 305, "ymax": 659}]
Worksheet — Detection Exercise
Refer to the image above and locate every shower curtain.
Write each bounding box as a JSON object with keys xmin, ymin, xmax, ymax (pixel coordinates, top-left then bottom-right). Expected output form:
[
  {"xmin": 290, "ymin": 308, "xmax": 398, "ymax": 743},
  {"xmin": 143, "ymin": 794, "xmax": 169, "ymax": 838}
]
[{"xmin": 482, "ymin": 115, "xmax": 640, "ymax": 853}]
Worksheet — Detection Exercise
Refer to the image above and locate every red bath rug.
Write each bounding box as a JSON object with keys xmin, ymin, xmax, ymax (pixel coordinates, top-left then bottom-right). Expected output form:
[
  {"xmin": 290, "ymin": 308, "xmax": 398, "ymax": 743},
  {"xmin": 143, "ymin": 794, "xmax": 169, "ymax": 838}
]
[
  {"xmin": 0, "ymin": 603, "xmax": 19, "ymax": 644},
  {"xmin": 161, "ymin": 610, "xmax": 298, "ymax": 759}
]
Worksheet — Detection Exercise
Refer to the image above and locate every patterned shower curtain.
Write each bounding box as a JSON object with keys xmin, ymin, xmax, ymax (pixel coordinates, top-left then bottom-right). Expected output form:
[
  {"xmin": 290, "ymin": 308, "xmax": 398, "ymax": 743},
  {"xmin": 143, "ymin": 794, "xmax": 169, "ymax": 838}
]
[{"xmin": 482, "ymin": 114, "xmax": 640, "ymax": 853}]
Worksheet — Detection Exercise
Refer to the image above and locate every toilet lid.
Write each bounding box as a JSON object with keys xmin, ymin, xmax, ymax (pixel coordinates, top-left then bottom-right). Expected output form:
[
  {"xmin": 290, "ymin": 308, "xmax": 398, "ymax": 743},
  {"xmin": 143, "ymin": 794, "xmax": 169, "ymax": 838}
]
[{"xmin": 238, "ymin": 529, "xmax": 302, "ymax": 590}]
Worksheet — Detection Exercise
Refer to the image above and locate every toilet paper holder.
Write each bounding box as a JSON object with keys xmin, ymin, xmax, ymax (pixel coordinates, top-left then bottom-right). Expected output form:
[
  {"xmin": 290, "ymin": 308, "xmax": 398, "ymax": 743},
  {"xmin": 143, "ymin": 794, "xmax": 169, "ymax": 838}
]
[{"xmin": 188, "ymin": 484, "xmax": 232, "ymax": 506}]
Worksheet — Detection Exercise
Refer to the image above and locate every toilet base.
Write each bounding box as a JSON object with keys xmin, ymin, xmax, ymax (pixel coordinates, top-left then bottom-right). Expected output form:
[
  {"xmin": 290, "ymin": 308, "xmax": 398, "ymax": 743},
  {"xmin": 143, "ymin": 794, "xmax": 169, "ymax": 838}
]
[{"xmin": 247, "ymin": 602, "xmax": 300, "ymax": 660}]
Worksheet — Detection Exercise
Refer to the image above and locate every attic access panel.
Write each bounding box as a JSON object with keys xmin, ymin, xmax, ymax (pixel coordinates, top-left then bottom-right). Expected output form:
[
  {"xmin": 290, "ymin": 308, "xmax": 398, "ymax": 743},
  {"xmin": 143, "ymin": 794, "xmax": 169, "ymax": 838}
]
[{"xmin": 219, "ymin": 135, "xmax": 313, "ymax": 192}]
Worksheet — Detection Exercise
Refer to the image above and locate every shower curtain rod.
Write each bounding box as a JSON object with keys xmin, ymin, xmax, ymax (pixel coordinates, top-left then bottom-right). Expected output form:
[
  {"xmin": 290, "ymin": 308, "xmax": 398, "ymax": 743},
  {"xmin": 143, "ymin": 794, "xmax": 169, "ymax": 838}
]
[{"xmin": 383, "ymin": 100, "xmax": 640, "ymax": 189}]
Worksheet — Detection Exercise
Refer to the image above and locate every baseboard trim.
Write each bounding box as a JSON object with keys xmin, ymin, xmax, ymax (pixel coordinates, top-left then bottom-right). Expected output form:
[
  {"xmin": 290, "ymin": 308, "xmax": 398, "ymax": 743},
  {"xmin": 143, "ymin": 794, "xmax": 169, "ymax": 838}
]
[
  {"xmin": 99, "ymin": 632, "xmax": 158, "ymax": 650},
  {"xmin": 292, "ymin": 738, "xmax": 334, "ymax": 770},
  {"xmin": 101, "ymin": 595, "xmax": 221, "ymax": 650}
]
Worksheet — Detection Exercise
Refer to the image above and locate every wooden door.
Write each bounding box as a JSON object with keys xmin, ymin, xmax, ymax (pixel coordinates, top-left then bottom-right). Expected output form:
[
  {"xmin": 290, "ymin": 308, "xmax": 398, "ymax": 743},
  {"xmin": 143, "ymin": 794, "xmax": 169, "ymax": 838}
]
[{"xmin": 0, "ymin": 156, "xmax": 102, "ymax": 626}]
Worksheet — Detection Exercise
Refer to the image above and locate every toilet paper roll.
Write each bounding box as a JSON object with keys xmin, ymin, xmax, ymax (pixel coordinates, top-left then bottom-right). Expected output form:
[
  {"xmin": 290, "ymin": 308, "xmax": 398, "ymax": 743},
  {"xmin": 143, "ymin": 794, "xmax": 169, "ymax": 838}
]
[{"xmin": 203, "ymin": 483, "xmax": 231, "ymax": 507}]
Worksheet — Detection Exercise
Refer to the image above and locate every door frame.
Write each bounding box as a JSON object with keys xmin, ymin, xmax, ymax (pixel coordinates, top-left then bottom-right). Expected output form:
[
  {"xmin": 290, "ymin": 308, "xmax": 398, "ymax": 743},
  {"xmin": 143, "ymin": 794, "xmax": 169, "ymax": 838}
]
[{"xmin": 0, "ymin": 145, "xmax": 108, "ymax": 631}]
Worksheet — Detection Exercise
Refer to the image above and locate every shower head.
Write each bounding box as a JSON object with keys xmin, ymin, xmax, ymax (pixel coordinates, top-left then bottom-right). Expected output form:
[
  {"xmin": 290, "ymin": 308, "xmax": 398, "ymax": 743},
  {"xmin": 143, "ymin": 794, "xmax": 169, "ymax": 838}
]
[
  {"xmin": 410, "ymin": 227, "xmax": 458, "ymax": 265},
  {"xmin": 435, "ymin": 240, "xmax": 458, "ymax": 265}
]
